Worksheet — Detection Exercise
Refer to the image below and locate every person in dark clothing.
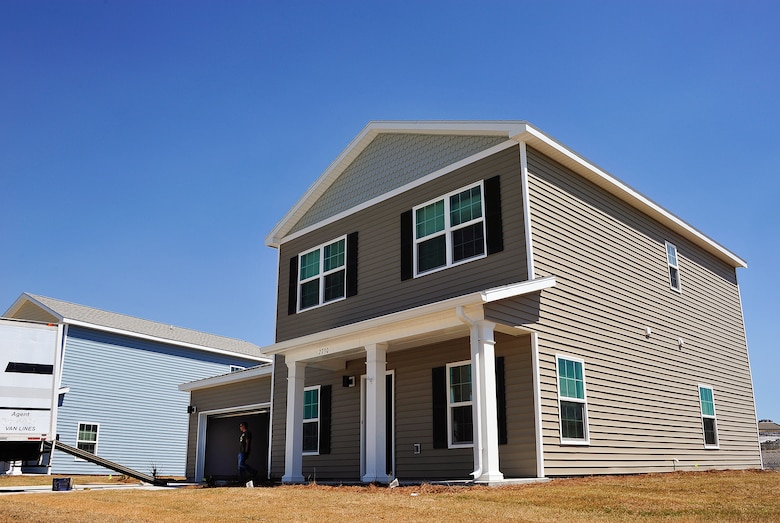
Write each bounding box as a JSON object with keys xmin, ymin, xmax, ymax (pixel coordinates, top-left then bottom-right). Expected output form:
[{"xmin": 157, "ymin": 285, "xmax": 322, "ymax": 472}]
[{"xmin": 238, "ymin": 421, "xmax": 257, "ymax": 485}]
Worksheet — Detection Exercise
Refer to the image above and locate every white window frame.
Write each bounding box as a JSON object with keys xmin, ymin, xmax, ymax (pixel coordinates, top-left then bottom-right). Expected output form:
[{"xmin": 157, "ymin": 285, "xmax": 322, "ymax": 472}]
[
  {"xmin": 302, "ymin": 385, "xmax": 320, "ymax": 455},
  {"xmin": 75, "ymin": 422, "xmax": 100, "ymax": 461},
  {"xmin": 297, "ymin": 236, "xmax": 348, "ymax": 312},
  {"xmin": 446, "ymin": 360, "xmax": 474, "ymax": 449},
  {"xmin": 413, "ymin": 181, "xmax": 487, "ymax": 277},
  {"xmin": 555, "ymin": 355, "xmax": 590, "ymax": 445},
  {"xmin": 665, "ymin": 241, "xmax": 682, "ymax": 292},
  {"xmin": 698, "ymin": 385, "xmax": 719, "ymax": 449}
]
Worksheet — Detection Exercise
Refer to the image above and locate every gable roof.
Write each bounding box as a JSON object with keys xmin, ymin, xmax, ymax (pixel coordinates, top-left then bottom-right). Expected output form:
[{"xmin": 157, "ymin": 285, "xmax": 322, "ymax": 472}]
[
  {"xmin": 266, "ymin": 120, "xmax": 746, "ymax": 269},
  {"xmin": 4, "ymin": 293, "xmax": 269, "ymax": 362}
]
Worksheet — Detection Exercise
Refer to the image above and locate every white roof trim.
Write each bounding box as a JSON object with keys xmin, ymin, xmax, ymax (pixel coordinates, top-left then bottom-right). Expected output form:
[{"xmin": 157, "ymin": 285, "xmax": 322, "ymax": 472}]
[
  {"xmin": 178, "ymin": 363, "xmax": 273, "ymax": 392},
  {"xmin": 266, "ymin": 120, "xmax": 745, "ymax": 268},
  {"xmin": 263, "ymin": 276, "xmax": 556, "ymax": 358}
]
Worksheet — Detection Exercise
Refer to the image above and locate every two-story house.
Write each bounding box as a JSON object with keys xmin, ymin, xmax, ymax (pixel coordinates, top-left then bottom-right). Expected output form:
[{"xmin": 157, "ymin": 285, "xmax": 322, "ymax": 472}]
[{"xmin": 184, "ymin": 121, "xmax": 761, "ymax": 484}]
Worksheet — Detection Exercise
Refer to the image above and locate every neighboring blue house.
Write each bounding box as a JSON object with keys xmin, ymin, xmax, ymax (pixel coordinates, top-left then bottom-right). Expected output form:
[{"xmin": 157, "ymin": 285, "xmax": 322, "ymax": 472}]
[{"xmin": 3, "ymin": 293, "xmax": 268, "ymax": 477}]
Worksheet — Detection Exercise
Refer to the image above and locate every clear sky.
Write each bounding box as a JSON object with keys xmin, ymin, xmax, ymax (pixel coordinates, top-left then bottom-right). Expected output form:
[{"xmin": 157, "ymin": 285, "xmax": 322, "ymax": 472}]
[{"xmin": 1, "ymin": 1, "xmax": 778, "ymax": 421}]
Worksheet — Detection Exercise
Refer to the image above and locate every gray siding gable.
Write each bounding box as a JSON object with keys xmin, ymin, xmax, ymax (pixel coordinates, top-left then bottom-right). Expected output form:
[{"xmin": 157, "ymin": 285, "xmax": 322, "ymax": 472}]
[{"xmin": 289, "ymin": 133, "xmax": 508, "ymax": 234}]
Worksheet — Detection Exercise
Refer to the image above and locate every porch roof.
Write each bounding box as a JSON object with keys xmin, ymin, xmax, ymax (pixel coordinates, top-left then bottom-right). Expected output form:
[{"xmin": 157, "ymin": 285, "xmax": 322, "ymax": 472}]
[{"xmin": 263, "ymin": 276, "xmax": 556, "ymax": 369}]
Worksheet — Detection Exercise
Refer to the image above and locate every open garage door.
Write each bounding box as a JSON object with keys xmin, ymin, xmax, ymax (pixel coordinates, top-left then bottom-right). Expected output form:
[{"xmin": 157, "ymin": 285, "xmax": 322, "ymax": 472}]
[{"xmin": 203, "ymin": 410, "xmax": 269, "ymax": 482}]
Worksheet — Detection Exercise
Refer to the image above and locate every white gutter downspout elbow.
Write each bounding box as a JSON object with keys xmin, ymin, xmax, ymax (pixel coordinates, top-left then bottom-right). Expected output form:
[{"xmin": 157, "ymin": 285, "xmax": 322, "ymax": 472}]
[{"xmin": 456, "ymin": 306, "xmax": 483, "ymax": 480}]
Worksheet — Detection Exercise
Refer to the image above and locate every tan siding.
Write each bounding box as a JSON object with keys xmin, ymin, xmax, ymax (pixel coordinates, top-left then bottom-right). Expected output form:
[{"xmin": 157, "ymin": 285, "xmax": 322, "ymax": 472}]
[
  {"xmin": 183, "ymin": 376, "xmax": 272, "ymax": 479},
  {"xmin": 275, "ymin": 146, "xmax": 528, "ymax": 342},
  {"xmin": 521, "ymin": 147, "xmax": 760, "ymax": 476},
  {"xmin": 270, "ymin": 335, "xmax": 538, "ymax": 481},
  {"xmin": 10, "ymin": 301, "xmax": 59, "ymax": 323},
  {"xmin": 495, "ymin": 335, "xmax": 537, "ymax": 477}
]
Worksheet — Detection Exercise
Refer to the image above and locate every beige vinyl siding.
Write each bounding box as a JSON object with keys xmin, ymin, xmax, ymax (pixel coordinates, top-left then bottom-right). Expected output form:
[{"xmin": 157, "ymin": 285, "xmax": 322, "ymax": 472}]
[
  {"xmin": 391, "ymin": 338, "xmax": 474, "ymax": 479},
  {"xmin": 270, "ymin": 334, "xmax": 538, "ymax": 481},
  {"xmin": 275, "ymin": 146, "xmax": 528, "ymax": 342},
  {"xmin": 184, "ymin": 377, "xmax": 272, "ymax": 479},
  {"xmin": 10, "ymin": 301, "xmax": 59, "ymax": 323},
  {"xmin": 521, "ymin": 147, "xmax": 759, "ymax": 475}
]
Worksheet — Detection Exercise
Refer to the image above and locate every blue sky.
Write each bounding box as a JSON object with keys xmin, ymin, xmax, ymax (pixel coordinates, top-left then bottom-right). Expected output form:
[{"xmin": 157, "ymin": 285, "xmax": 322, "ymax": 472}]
[{"xmin": 1, "ymin": 1, "xmax": 778, "ymax": 421}]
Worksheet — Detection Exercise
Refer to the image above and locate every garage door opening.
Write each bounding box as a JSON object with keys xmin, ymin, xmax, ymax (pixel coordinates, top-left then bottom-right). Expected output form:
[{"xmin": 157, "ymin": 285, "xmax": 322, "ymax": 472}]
[{"xmin": 202, "ymin": 410, "xmax": 269, "ymax": 482}]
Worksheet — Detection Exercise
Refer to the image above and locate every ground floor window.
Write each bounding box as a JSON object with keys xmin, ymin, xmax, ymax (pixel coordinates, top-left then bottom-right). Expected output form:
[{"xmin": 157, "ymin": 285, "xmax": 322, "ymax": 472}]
[
  {"xmin": 556, "ymin": 355, "xmax": 589, "ymax": 444},
  {"xmin": 76, "ymin": 422, "xmax": 99, "ymax": 456},
  {"xmin": 699, "ymin": 385, "xmax": 719, "ymax": 448},
  {"xmin": 447, "ymin": 361, "xmax": 473, "ymax": 447},
  {"xmin": 303, "ymin": 386, "xmax": 320, "ymax": 454}
]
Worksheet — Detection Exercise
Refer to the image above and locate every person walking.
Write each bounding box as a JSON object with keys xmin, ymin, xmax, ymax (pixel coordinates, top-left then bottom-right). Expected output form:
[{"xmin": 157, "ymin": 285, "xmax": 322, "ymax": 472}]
[{"xmin": 238, "ymin": 421, "xmax": 257, "ymax": 486}]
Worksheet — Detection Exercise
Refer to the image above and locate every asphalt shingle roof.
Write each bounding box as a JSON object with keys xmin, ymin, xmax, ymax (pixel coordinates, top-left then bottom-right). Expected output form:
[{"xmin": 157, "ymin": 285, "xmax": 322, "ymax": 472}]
[{"xmin": 15, "ymin": 293, "xmax": 266, "ymax": 360}]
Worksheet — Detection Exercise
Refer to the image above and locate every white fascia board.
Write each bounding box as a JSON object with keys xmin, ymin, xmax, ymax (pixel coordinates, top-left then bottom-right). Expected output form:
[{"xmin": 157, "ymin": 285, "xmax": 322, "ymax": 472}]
[
  {"xmin": 265, "ymin": 121, "xmax": 529, "ymax": 247},
  {"xmin": 514, "ymin": 125, "xmax": 747, "ymax": 268},
  {"xmin": 275, "ymin": 140, "xmax": 519, "ymax": 246},
  {"xmin": 178, "ymin": 364, "xmax": 273, "ymax": 392},
  {"xmin": 61, "ymin": 318, "xmax": 271, "ymax": 363},
  {"xmin": 264, "ymin": 277, "xmax": 556, "ymax": 359}
]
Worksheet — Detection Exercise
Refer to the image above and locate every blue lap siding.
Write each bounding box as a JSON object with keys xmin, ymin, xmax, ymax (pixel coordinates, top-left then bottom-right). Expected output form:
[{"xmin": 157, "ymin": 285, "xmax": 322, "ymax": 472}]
[{"xmin": 52, "ymin": 326, "xmax": 258, "ymax": 476}]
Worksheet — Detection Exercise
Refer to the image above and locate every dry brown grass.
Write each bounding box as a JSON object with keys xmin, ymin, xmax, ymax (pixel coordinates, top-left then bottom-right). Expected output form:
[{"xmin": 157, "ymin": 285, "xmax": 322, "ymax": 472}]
[{"xmin": 1, "ymin": 469, "xmax": 778, "ymax": 522}]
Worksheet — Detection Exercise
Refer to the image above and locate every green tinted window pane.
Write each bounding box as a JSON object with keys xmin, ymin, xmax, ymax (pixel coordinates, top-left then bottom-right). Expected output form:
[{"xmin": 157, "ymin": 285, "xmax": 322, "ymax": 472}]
[
  {"xmin": 324, "ymin": 240, "xmax": 345, "ymax": 272},
  {"xmin": 303, "ymin": 389, "xmax": 319, "ymax": 420},
  {"xmin": 418, "ymin": 235, "xmax": 446, "ymax": 272},
  {"xmin": 558, "ymin": 359, "xmax": 584, "ymax": 400},
  {"xmin": 450, "ymin": 186, "xmax": 482, "ymax": 226},
  {"xmin": 300, "ymin": 280, "xmax": 320, "ymax": 309},
  {"xmin": 300, "ymin": 251, "xmax": 320, "ymax": 280},
  {"xmin": 416, "ymin": 201, "xmax": 445, "ymax": 238},
  {"xmin": 700, "ymin": 387, "xmax": 715, "ymax": 417}
]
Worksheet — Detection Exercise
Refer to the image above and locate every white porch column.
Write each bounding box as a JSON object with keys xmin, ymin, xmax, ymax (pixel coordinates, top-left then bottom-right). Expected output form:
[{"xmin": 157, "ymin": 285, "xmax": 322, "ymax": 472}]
[
  {"xmin": 470, "ymin": 320, "xmax": 504, "ymax": 482},
  {"xmin": 282, "ymin": 359, "xmax": 306, "ymax": 483},
  {"xmin": 362, "ymin": 343, "xmax": 388, "ymax": 483}
]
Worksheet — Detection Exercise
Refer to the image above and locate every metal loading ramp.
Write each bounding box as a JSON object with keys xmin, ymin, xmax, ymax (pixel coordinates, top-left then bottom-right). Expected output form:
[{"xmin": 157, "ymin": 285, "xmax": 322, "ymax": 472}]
[{"xmin": 44, "ymin": 441, "xmax": 167, "ymax": 485}]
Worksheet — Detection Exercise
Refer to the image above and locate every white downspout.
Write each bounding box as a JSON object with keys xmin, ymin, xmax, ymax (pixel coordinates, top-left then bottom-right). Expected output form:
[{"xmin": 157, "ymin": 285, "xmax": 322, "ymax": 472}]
[{"xmin": 456, "ymin": 306, "xmax": 482, "ymax": 480}]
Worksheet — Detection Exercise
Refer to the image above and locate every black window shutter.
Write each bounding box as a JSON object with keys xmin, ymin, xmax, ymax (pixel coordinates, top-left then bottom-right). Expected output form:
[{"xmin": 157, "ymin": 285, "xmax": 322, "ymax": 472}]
[
  {"xmin": 432, "ymin": 366, "xmax": 447, "ymax": 449},
  {"xmin": 288, "ymin": 256, "xmax": 298, "ymax": 315},
  {"xmin": 495, "ymin": 356, "xmax": 507, "ymax": 445},
  {"xmin": 319, "ymin": 385, "xmax": 332, "ymax": 454},
  {"xmin": 400, "ymin": 210, "xmax": 413, "ymax": 281},
  {"xmin": 346, "ymin": 232, "xmax": 358, "ymax": 297},
  {"xmin": 484, "ymin": 175, "xmax": 504, "ymax": 255}
]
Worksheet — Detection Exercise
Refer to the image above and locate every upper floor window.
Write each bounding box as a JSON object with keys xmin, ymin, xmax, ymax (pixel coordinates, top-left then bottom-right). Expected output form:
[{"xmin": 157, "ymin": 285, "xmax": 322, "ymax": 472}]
[
  {"xmin": 666, "ymin": 241, "xmax": 681, "ymax": 292},
  {"xmin": 699, "ymin": 385, "xmax": 719, "ymax": 448},
  {"xmin": 556, "ymin": 355, "xmax": 589, "ymax": 445},
  {"xmin": 299, "ymin": 236, "xmax": 346, "ymax": 311},
  {"xmin": 447, "ymin": 361, "xmax": 473, "ymax": 447},
  {"xmin": 288, "ymin": 233, "xmax": 358, "ymax": 315},
  {"xmin": 414, "ymin": 182, "xmax": 486, "ymax": 275},
  {"xmin": 401, "ymin": 176, "xmax": 503, "ymax": 281}
]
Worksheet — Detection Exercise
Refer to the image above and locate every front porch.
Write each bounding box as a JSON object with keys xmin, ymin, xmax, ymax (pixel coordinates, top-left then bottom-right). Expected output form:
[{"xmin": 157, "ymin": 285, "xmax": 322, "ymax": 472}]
[{"xmin": 265, "ymin": 278, "xmax": 555, "ymax": 484}]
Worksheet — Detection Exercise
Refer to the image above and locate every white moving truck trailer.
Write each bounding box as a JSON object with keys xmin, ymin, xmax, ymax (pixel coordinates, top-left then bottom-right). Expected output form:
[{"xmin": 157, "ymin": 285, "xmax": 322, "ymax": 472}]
[{"xmin": 0, "ymin": 318, "xmax": 63, "ymax": 471}]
